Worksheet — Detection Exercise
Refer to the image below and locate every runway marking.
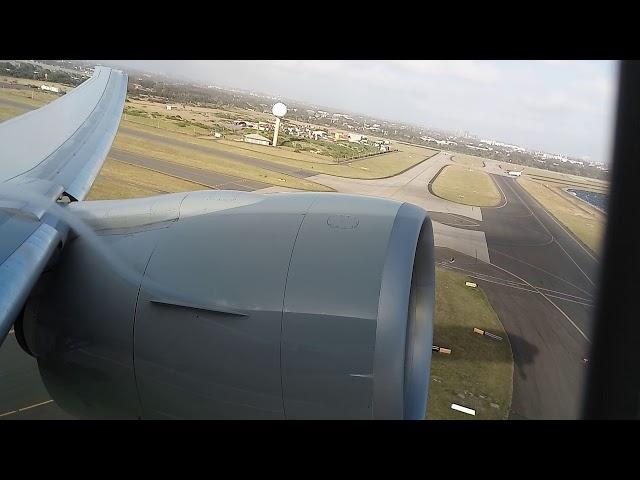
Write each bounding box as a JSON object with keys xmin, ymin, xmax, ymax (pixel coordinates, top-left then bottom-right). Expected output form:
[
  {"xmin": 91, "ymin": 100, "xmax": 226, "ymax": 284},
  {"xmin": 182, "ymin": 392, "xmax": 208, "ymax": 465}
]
[
  {"xmin": 502, "ymin": 178, "xmax": 595, "ymax": 287},
  {"xmin": 535, "ymin": 287, "xmax": 594, "ymax": 303},
  {"xmin": 18, "ymin": 399, "xmax": 53, "ymax": 412},
  {"xmin": 0, "ymin": 399, "xmax": 54, "ymax": 418},
  {"xmin": 501, "ymin": 177, "xmax": 555, "ymax": 241},
  {"xmin": 509, "ymin": 178, "xmax": 597, "ymax": 287},
  {"xmin": 439, "ymin": 261, "xmax": 592, "ymax": 301},
  {"xmin": 553, "ymin": 236, "xmax": 596, "ymax": 287},
  {"xmin": 490, "ymin": 173, "xmax": 509, "ymax": 209},
  {"xmin": 489, "ymin": 248, "xmax": 594, "ymax": 299},
  {"xmin": 439, "ymin": 263, "xmax": 594, "ymax": 307},
  {"xmin": 438, "ymin": 262, "xmax": 527, "ymax": 287},
  {"xmin": 487, "ymin": 261, "xmax": 591, "ymax": 343},
  {"xmin": 430, "ymin": 212, "xmax": 481, "ymax": 228}
]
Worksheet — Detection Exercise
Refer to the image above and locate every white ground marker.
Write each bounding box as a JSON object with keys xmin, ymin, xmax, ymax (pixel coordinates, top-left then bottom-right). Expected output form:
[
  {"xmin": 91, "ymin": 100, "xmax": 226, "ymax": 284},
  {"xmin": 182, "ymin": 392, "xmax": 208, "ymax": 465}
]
[{"xmin": 451, "ymin": 404, "xmax": 476, "ymax": 416}]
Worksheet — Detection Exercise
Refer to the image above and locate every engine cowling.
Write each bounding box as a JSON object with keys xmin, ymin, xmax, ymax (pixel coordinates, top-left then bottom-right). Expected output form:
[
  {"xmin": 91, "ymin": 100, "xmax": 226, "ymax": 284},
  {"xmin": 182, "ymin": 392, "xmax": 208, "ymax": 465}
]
[{"xmin": 18, "ymin": 190, "xmax": 435, "ymax": 419}]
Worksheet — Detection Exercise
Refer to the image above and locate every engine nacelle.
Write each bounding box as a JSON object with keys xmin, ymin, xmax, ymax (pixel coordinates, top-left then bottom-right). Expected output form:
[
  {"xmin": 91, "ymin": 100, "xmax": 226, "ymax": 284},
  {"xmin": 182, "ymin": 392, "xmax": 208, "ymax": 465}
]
[{"xmin": 18, "ymin": 191, "xmax": 435, "ymax": 419}]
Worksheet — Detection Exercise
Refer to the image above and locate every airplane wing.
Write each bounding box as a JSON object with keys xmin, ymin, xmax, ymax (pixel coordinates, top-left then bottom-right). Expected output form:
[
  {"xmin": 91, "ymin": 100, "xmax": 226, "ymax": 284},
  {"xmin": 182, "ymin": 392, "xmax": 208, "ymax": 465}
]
[{"xmin": 0, "ymin": 66, "xmax": 128, "ymax": 343}]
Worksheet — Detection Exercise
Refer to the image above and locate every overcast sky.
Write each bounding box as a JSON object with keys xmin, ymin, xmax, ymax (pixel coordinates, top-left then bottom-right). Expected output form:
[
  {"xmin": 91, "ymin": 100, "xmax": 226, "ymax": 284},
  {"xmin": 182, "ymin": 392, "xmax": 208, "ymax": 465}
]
[{"xmin": 105, "ymin": 60, "xmax": 619, "ymax": 164}]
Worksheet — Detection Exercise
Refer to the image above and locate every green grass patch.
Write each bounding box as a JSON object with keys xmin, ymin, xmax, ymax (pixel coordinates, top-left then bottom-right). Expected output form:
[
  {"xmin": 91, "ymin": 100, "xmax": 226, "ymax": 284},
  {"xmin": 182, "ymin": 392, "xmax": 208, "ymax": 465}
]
[
  {"xmin": 431, "ymin": 164, "xmax": 502, "ymax": 207},
  {"xmin": 427, "ymin": 266, "xmax": 514, "ymax": 420},
  {"xmin": 280, "ymin": 134, "xmax": 380, "ymax": 160}
]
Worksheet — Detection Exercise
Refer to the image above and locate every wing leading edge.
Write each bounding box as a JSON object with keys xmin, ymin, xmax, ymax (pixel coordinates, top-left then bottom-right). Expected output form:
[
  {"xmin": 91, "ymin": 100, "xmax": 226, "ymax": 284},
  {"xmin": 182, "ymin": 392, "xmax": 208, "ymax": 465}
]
[{"xmin": 0, "ymin": 66, "xmax": 128, "ymax": 343}]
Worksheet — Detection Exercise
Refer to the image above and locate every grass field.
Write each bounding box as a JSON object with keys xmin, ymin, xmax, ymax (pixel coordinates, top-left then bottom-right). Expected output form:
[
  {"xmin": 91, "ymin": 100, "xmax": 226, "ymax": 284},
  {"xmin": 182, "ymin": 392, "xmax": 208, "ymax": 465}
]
[
  {"xmin": 0, "ymin": 105, "xmax": 24, "ymax": 122},
  {"xmin": 431, "ymin": 164, "xmax": 502, "ymax": 207},
  {"xmin": 519, "ymin": 178, "xmax": 605, "ymax": 254},
  {"xmin": 0, "ymin": 85, "xmax": 62, "ymax": 108},
  {"xmin": 86, "ymin": 158, "xmax": 212, "ymax": 200},
  {"xmin": 523, "ymin": 164, "xmax": 609, "ymax": 188},
  {"xmin": 0, "ymin": 74, "xmax": 72, "ymax": 92},
  {"xmin": 452, "ymin": 153, "xmax": 486, "ymax": 168},
  {"xmin": 525, "ymin": 173, "xmax": 609, "ymax": 194},
  {"xmin": 113, "ymin": 130, "xmax": 333, "ymax": 192},
  {"xmin": 427, "ymin": 266, "xmax": 514, "ymax": 420},
  {"xmin": 121, "ymin": 120, "xmax": 438, "ymax": 180}
]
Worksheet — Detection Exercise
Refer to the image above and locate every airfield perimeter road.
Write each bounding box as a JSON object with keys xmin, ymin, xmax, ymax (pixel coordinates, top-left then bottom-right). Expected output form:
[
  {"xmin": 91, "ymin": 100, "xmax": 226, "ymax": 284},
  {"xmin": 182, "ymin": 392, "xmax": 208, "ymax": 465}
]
[{"xmin": 0, "ymin": 100, "xmax": 600, "ymax": 419}]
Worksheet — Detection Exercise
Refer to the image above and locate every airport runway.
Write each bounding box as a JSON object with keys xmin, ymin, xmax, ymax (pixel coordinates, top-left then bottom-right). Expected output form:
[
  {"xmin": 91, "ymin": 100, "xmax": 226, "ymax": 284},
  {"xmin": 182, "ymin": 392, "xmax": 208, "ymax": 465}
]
[{"xmin": 434, "ymin": 174, "xmax": 597, "ymax": 418}]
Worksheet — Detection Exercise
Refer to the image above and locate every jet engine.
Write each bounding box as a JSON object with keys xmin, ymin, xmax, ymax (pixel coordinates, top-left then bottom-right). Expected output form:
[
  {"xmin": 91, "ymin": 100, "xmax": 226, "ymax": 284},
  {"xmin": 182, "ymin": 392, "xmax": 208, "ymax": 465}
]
[{"xmin": 16, "ymin": 190, "xmax": 435, "ymax": 419}]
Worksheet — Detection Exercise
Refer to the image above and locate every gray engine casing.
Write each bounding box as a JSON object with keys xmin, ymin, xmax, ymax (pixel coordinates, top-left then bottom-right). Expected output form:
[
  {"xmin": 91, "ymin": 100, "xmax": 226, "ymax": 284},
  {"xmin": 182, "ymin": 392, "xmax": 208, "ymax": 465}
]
[{"xmin": 20, "ymin": 191, "xmax": 435, "ymax": 419}]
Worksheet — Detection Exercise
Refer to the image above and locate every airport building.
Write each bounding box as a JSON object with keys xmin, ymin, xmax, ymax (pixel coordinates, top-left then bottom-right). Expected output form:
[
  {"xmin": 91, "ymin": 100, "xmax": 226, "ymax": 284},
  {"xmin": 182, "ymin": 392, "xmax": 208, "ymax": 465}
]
[{"xmin": 243, "ymin": 133, "xmax": 271, "ymax": 146}]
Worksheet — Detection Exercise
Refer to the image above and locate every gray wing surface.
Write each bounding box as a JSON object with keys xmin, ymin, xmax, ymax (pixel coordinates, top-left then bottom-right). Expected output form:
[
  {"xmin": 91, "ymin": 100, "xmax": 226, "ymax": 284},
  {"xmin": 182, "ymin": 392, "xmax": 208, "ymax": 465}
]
[{"xmin": 0, "ymin": 66, "xmax": 128, "ymax": 343}]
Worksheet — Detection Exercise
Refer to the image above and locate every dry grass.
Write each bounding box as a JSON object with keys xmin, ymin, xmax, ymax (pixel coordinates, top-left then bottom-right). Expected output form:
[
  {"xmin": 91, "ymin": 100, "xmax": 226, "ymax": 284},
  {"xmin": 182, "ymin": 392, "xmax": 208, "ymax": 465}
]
[
  {"xmin": 86, "ymin": 158, "xmax": 211, "ymax": 200},
  {"xmin": 452, "ymin": 153, "xmax": 486, "ymax": 168},
  {"xmin": 0, "ymin": 86, "xmax": 60, "ymax": 108},
  {"xmin": 431, "ymin": 164, "xmax": 502, "ymax": 207},
  {"xmin": 518, "ymin": 178, "xmax": 605, "ymax": 255},
  {"xmin": 112, "ymin": 130, "xmax": 332, "ymax": 192},
  {"xmin": 525, "ymin": 172, "xmax": 609, "ymax": 194},
  {"xmin": 0, "ymin": 106, "xmax": 24, "ymax": 122},
  {"xmin": 121, "ymin": 120, "xmax": 439, "ymax": 180}
]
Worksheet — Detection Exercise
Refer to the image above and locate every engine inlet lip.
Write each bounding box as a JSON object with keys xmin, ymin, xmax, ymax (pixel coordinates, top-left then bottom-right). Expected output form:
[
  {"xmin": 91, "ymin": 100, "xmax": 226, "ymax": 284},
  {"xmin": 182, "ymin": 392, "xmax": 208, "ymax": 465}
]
[{"xmin": 372, "ymin": 203, "xmax": 434, "ymax": 420}]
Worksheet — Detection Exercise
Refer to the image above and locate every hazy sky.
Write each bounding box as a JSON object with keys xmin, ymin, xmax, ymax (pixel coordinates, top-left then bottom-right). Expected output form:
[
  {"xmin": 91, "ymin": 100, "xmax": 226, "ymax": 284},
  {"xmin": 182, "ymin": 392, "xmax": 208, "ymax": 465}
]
[{"xmin": 106, "ymin": 60, "xmax": 619, "ymax": 164}]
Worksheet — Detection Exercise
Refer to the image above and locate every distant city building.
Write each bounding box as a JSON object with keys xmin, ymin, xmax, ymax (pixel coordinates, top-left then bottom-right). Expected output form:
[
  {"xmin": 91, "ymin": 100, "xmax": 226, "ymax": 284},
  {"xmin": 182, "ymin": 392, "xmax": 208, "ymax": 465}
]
[
  {"xmin": 243, "ymin": 133, "xmax": 271, "ymax": 146},
  {"xmin": 466, "ymin": 144, "xmax": 490, "ymax": 152},
  {"xmin": 480, "ymin": 139, "xmax": 525, "ymax": 152}
]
